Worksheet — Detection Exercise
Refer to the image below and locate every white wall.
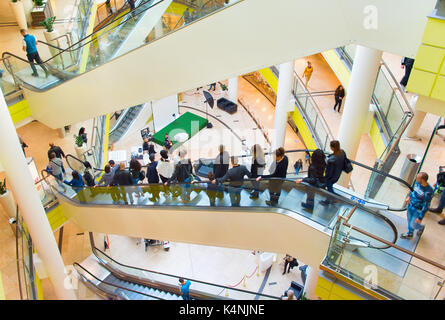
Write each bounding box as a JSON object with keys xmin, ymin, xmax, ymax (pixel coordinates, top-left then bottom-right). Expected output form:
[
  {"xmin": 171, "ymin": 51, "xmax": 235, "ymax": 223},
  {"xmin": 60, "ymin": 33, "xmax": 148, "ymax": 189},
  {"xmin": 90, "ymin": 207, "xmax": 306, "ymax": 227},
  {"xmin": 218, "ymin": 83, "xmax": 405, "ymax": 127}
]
[
  {"xmin": 60, "ymin": 196, "xmax": 332, "ymax": 268},
  {"xmin": 152, "ymin": 94, "xmax": 179, "ymax": 132},
  {"xmin": 24, "ymin": 0, "xmax": 437, "ymax": 128}
]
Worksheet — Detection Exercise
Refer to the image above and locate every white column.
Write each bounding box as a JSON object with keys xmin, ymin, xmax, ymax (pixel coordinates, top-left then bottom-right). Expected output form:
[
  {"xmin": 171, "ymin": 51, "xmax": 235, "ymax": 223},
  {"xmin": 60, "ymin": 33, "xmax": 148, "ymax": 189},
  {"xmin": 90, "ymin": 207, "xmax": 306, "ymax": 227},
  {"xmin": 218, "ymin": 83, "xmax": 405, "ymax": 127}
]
[
  {"xmin": 304, "ymin": 265, "xmax": 320, "ymax": 300},
  {"xmin": 272, "ymin": 61, "xmax": 294, "ymax": 150},
  {"xmin": 0, "ymin": 90, "xmax": 76, "ymax": 300},
  {"xmin": 228, "ymin": 77, "xmax": 238, "ymax": 103},
  {"xmin": 337, "ymin": 46, "xmax": 382, "ymax": 186},
  {"xmin": 405, "ymin": 95, "xmax": 426, "ymax": 138}
]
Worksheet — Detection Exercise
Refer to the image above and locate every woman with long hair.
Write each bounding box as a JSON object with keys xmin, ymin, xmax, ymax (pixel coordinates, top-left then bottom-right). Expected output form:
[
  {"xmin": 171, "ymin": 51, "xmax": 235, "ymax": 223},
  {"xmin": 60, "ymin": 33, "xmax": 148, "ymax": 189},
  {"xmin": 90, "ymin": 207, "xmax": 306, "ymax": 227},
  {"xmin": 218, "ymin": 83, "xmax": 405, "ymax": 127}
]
[
  {"xmin": 333, "ymin": 85, "xmax": 345, "ymax": 112},
  {"xmin": 296, "ymin": 149, "xmax": 326, "ymax": 211}
]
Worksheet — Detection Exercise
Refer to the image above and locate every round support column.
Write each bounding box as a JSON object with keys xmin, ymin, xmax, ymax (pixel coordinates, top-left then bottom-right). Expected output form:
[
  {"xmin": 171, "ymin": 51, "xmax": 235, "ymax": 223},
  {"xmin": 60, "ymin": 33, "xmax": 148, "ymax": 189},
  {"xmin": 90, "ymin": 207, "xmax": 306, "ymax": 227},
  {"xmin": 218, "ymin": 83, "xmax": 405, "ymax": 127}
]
[
  {"xmin": 0, "ymin": 89, "xmax": 76, "ymax": 300},
  {"xmin": 405, "ymin": 95, "xmax": 426, "ymax": 139},
  {"xmin": 272, "ymin": 61, "xmax": 293, "ymax": 150},
  {"xmin": 304, "ymin": 265, "xmax": 320, "ymax": 300},
  {"xmin": 228, "ymin": 77, "xmax": 238, "ymax": 103},
  {"xmin": 337, "ymin": 45, "xmax": 382, "ymax": 187}
]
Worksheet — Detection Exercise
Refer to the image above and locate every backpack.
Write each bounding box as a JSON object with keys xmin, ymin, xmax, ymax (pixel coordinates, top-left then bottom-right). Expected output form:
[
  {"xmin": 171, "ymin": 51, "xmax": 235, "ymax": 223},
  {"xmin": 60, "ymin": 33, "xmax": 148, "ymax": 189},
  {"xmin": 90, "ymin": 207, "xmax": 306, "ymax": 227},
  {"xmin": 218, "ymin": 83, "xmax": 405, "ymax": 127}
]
[{"xmin": 342, "ymin": 151, "xmax": 353, "ymax": 173}]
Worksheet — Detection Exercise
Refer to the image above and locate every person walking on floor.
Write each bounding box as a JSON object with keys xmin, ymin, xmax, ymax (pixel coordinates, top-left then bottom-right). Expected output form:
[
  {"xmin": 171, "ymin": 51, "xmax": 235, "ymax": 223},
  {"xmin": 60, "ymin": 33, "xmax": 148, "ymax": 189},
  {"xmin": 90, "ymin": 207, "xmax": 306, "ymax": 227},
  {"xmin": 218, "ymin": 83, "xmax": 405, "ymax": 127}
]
[
  {"xmin": 283, "ymin": 254, "xmax": 298, "ymax": 275},
  {"xmin": 296, "ymin": 149, "xmax": 326, "ymax": 211},
  {"xmin": 209, "ymin": 82, "xmax": 216, "ymax": 91},
  {"xmin": 47, "ymin": 142, "xmax": 65, "ymax": 160},
  {"xmin": 179, "ymin": 278, "xmax": 191, "ymax": 300},
  {"xmin": 333, "ymin": 85, "xmax": 345, "ymax": 113},
  {"xmin": 249, "ymin": 144, "xmax": 266, "ymax": 199},
  {"xmin": 400, "ymin": 57, "xmax": 415, "ymax": 91},
  {"xmin": 20, "ymin": 29, "xmax": 49, "ymax": 78},
  {"xmin": 78, "ymin": 127, "xmax": 88, "ymax": 144},
  {"xmin": 213, "ymin": 144, "xmax": 230, "ymax": 179},
  {"xmin": 130, "ymin": 157, "xmax": 144, "ymax": 198},
  {"xmin": 400, "ymin": 172, "xmax": 433, "ymax": 239},
  {"xmin": 302, "ymin": 61, "xmax": 314, "ymax": 87},
  {"xmin": 257, "ymin": 147, "xmax": 289, "ymax": 206},
  {"xmin": 214, "ymin": 156, "xmax": 259, "ymax": 207}
]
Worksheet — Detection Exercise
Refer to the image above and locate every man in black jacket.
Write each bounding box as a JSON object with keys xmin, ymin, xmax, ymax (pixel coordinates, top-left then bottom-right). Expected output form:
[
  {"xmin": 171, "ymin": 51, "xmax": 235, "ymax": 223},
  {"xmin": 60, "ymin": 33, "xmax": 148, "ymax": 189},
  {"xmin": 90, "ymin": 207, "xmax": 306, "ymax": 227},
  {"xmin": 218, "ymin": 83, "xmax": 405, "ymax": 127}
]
[
  {"xmin": 257, "ymin": 147, "xmax": 289, "ymax": 206},
  {"xmin": 48, "ymin": 142, "xmax": 65, "ymax": 160},
  {"xmin": 400, "ymin": 57, "xmax": 415, "ymax": 90},
  {"xmin": 214, "ymin": 156, "xmax": 259, "ymax": 207},
  {"xmin": 213, "ymin": 145, "xmax": 230, "ymax": 179},
  {"xmin": 112, "ymin": 162, "xmax": 134, "ymax": 204}
]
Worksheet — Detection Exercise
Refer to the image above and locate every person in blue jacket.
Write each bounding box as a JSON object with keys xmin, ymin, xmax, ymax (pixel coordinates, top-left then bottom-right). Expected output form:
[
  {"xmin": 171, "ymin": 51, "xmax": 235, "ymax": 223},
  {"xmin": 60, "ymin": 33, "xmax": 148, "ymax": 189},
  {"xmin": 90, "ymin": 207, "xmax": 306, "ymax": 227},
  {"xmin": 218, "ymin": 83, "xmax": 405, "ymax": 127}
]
[
  {"xmin": 400, "ymin": 172, "xmax": 433, "ymax": 239},
  {"xmin": 64, "ymin": 170, "xmax": 85, "ymax": 192},
  {"xmin": 20, "ymin": 29, "xmax": 49, "ymax": 78}
]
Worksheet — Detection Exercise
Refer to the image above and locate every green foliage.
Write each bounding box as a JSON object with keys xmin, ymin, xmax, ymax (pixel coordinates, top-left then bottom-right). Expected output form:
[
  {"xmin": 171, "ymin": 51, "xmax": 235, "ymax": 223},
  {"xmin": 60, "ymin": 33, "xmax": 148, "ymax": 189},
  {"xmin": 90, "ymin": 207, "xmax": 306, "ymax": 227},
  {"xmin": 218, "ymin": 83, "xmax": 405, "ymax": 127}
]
[
  {"xmin": 40, "ymin": 16, "xmax": 56, "ymax": 32},
  {"xmin": 34, "ymin": 0, "xmax": 44, "ymax": 6},
  {"xmin": 11, "ymin": 0, "xmax": 19, "ymax": 3},
  {"xmin": 219, "ymin": 82, "xmax": 227, "ymax": 91},
  {"xmin": 74, "ymin": 135, "xmax": 84, "ymax": 147},
  {"xmin": 0, "ymin": 179, "xmax": 7, "ymax": 195},
  {"xmin": 299, "ymin": 292, "xmax": 309, "ymax": 300}
]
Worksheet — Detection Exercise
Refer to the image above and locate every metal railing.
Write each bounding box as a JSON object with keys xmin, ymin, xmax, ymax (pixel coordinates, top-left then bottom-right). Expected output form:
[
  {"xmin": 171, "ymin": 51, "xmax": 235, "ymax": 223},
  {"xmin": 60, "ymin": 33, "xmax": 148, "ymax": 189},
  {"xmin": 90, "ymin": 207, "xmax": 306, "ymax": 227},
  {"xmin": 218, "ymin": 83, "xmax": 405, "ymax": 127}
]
[{"xmin": 324, "ymin": 211, "xmax": 445, "ymax": 300}]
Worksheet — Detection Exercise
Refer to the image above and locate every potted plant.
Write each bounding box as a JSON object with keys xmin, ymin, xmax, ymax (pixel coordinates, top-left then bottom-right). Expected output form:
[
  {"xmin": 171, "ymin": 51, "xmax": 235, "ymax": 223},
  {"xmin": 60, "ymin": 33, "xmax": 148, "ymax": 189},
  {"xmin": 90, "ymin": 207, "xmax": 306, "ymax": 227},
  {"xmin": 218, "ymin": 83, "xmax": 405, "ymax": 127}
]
[
  {"xmin": 40, "ymin": 16, "xmax": 60, "ymax": 61},
  {"xmin": 10, "ymin": 0, "xmax": 28, "ymax": 30},
  {"xmin": 219, "ymin": 82, "xmax": 228, "ymax": 98},
  {"xmin": 74, "ymin": 134, "xmax": 87, "ymax": 165},
  {"xmin": 0, "ymin": 179, "xmax": 17, "ymax": 220}
]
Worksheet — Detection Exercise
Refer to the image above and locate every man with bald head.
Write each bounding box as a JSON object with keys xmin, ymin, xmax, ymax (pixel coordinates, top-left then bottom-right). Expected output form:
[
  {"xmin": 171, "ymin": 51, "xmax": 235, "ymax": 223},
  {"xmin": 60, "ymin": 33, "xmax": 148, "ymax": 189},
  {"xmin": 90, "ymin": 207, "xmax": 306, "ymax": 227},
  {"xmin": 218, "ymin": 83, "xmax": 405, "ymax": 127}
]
[
  {"xmin": 112, "ymin": 161, "xmax": 134, "ymax": 204},
  {"xmin": 400, "ymin": 172, "xmax": 433, "ymax": 239}
]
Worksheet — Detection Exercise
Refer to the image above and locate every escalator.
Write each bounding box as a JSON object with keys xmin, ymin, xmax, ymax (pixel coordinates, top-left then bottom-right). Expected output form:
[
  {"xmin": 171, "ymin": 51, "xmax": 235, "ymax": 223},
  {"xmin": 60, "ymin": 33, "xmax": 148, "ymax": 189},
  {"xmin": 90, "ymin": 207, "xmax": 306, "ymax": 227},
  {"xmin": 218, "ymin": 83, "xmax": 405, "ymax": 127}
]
[
  {"xmin": 74, "ymin": 245, "xmax": 278, "ymax": 300},
  {"xmin": 40, "ymin": 148, "xmax": 413, "ymax": 268},
  {"xmin": 1, "ymin": 0, "xmax": 435, "ymax": 128},
  {"xmin": 109, "ymin": 104, "xmax": 144, "ymax": 143}
]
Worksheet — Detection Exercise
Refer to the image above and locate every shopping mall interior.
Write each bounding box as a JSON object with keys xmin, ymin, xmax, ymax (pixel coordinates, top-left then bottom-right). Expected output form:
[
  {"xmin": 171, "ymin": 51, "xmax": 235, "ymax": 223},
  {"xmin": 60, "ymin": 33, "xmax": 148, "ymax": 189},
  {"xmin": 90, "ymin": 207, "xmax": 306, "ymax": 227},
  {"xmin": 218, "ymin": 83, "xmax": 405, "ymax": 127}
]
[{"xmin": 0, "ymin": 0, "xmax": 445, "ymax": 301}]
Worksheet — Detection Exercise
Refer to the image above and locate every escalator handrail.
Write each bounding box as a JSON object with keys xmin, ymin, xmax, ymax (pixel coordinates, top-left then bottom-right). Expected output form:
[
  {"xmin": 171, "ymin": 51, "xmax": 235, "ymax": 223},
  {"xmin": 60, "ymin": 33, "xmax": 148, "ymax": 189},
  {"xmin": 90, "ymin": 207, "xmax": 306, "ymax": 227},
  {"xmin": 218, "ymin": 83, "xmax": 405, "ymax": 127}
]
[
  {"xmin": 73, "ymin": 262, "xmax": 164, "ymax": 299},
  {"xmin": 91, "ymin": 246, "xmax": 279, "ymax": 299},
  {"xmin": 1, "ymin": 0, "xmax": 165, "ymax": 67},
  {"xmin": 109, "ymin": 104, "xmax": 144, "ymax": 137},
  {"xmin": 41, "ymin": 164, "xmax": 398, "ymax": 234},
  {"xmin": 172, "ymin": 0, "xmax": 218, "ymax": 31},
  {"xmin": 64, "ymin": 146, "xmax": 412, "ymax": 210}
]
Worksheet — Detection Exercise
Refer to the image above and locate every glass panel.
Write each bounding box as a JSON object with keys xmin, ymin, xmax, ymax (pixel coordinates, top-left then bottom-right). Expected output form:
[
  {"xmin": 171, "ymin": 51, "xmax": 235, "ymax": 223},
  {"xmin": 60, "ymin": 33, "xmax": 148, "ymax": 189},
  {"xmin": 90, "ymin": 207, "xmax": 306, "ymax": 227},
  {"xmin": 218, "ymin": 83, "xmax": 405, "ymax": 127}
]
[
  {"xmin": 386, "ymin": 95, "xmax": 406, "ymax": 135},
  {"xmin": 3, "ymin": 0, "xmax": 243, "ymax": 92},
  {"xmin": 326, "ymin": 219, "xmax": 444, "ymax": 300},
  {"xmin": 373, "ymin": 69, "xmax": 393, "ymax": 117},
  {"xmin": 93, "ymin": 248, "xmax": 275, "ymax": 299}
]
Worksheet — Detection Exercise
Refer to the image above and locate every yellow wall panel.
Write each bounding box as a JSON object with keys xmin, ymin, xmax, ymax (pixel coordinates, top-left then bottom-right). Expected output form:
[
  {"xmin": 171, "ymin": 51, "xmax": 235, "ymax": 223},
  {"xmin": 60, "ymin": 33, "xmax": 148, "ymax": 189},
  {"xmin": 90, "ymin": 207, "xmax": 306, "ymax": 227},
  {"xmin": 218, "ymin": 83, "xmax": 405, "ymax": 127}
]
[
  {"xmin": 259, "ymin": 68, "xmax": 278, "ymax": 92},
  {"xmin": 165, "ymin": 2, "xmax": 188, "ymax": 15},
  {"xmin": 9, "ymin": 99, "xmax": 31, "ymax": 124},
  {"xmin": 413, "ymin": 45, "xmax": 445, "ymax": 73},
  {"xmin": 316, "ymin": 275, "xmax": 333, "ymax": 291},
  {"xmin": 0, "ymin": 272, "xmax": 5, "ymax": 300},
  {"xmin": 441, "ymin": 60, "xmax": 445, "ymax": 76},
  {"xmin": 406, "ymin": 69, "xmax": 437, "ymax": 96},
  {"xmin": 421, "ymin": 18, "xmax": 445, "ymax": 48},
  {"xmin": 321, "ymin": 50, "xmax": 351, "ymax": 89},
  {"xmin": 369, "ymin": 120, "xmax": 386, "ymax": 158},
  {"xmin": 47, "ymin": 206, "xmax": 68, "ymax": 231},
  {"xmin": 331, "ymin": 282, "xmax": 365, "ymax": 300},
  {"xmin": 314, "ymin": 286, "xmax": 331, "ymax": 300},
  {"xmin": 431, "ymin": 75, "xmax": 445, "ymax": 101}
]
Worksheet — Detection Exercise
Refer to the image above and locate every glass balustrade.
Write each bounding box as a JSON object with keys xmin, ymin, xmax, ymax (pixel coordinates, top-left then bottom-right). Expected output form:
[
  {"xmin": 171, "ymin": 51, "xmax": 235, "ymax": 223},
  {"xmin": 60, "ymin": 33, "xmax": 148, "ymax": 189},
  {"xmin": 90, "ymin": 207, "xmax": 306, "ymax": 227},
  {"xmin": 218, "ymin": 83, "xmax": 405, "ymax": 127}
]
[
  {"xmin": 325, "ymin": 218, "xmax": 445, "ymax": 300},
  {"xmin": 93, "ymin": 248, "xmax": 278, "ymax": 300},
  {"xmin": 2, "ymin": 0, "xmax": 242, "ymax": 91}
]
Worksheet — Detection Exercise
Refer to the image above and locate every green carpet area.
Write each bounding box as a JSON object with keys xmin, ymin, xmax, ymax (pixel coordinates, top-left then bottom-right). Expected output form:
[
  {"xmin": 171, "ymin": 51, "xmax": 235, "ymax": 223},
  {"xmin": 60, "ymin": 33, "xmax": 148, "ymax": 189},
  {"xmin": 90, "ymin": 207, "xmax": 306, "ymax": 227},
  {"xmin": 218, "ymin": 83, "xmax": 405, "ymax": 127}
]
[{"xmin": 153, "ymin": 112, "xmax": 208, "ymax": 147}]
